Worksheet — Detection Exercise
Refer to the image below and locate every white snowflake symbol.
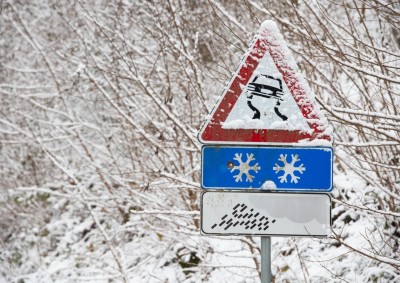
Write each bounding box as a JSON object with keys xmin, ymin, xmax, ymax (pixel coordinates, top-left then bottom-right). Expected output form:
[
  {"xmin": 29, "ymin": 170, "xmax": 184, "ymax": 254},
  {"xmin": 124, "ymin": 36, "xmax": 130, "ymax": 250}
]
[
  {"xmin": 230, "ymin": 153, "xmax": 261, "ymax": 182},
  {"xmin": 273, "ymin": 154, "xmax": 306, "ymax": 183}
]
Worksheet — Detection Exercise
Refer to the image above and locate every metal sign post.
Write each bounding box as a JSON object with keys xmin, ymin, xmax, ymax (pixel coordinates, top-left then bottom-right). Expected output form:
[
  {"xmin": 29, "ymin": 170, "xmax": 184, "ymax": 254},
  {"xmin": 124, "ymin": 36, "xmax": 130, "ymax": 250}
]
[{"xmin": 261, "ymin": 237, "xmax": 271, "ymax": 283}]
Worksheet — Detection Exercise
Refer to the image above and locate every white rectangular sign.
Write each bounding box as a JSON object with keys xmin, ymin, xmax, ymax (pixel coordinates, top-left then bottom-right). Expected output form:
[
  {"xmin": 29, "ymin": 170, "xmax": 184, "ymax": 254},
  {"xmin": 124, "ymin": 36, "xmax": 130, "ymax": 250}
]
[{"xmin": 201, "ymin": 192, "xmax": 331, "ymax": 237}]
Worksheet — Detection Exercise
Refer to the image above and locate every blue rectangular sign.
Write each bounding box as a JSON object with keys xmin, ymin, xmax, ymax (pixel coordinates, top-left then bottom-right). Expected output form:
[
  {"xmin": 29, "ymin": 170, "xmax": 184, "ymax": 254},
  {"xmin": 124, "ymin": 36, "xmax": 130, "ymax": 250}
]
[{"xmin": 202, "ymin": 146, "xmax": 333, "ymax": 191}]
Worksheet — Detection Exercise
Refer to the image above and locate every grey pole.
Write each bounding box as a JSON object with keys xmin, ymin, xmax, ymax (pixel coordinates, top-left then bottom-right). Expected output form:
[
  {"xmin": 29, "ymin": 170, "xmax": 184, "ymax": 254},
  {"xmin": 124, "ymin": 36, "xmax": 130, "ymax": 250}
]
[{"xmin": 261, "ymin": 236, "xmax": 271, "ymax": 283}]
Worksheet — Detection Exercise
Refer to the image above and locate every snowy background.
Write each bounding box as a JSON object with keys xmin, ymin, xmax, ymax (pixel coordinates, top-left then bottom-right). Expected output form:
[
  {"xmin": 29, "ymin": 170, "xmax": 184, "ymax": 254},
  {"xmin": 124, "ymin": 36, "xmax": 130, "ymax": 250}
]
[{"xmin": 1, "ymin": 0, "xmax": 399, "ymax": 282}]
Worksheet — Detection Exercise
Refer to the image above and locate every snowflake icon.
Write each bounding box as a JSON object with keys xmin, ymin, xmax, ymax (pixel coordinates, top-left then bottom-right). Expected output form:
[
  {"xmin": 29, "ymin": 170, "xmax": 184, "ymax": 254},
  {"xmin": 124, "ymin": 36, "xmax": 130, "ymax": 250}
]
[
  {"xmin": 273, "ymin": 154, "xmax": 306, "ymax": 183},
  {"xmin": 230, "ymin": 153, "xmax": 261, "ymax": 182}
]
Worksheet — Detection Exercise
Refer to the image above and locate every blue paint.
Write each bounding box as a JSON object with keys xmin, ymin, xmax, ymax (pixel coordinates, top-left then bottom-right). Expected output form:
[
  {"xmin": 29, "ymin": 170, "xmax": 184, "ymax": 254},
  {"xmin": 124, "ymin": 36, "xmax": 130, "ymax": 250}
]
[{"xmin": 202, "ymin": 146, "xmax": 333, "ymax": 191}]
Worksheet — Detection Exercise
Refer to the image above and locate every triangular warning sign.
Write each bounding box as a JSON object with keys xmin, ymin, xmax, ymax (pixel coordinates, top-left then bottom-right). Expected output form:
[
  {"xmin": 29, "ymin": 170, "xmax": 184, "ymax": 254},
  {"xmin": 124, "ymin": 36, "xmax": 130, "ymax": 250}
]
[{"xmin": 198, "ymin": 21, "xmax": 332, "ymax": 145}]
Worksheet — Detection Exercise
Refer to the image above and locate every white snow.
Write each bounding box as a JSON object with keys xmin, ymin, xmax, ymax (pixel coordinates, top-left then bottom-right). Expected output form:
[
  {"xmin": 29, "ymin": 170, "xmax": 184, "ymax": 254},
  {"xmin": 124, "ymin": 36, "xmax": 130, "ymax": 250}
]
[
  {"xmin": 260, "ymin": 180, "xmax": 277, "ymax": 190},
  {"xmin": 221, "ymin": 116, "xmax": 264, "ymax": 129}
]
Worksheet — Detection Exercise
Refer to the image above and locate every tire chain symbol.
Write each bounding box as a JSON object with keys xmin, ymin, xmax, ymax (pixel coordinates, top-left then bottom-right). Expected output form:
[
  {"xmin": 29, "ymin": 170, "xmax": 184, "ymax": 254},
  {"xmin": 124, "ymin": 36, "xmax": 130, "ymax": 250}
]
[{"xmin": 211, "ymin": 203, "xmax": 277, "ymax": 231}]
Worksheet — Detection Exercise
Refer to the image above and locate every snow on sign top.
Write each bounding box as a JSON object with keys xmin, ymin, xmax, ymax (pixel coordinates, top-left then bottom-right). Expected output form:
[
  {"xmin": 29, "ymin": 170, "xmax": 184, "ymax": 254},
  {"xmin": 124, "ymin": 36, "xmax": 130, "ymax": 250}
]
[{"xmin": 198, "ymin": 21, "xmax": 332, "ymax": 145}]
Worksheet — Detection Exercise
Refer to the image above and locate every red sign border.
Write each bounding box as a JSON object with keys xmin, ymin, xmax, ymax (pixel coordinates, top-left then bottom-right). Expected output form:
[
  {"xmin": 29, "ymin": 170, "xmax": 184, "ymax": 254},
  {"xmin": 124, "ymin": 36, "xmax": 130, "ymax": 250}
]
[{"xmin": 198, "ymin": 23, "xmax": 331, "ymax": 144}]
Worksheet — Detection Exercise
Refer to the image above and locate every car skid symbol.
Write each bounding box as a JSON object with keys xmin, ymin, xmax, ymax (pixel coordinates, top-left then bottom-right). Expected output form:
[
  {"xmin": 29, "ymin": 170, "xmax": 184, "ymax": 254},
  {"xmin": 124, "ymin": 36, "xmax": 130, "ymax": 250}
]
[{"xmin": 246, "ymin": 75, "xmax": 288, "ymax": 121}]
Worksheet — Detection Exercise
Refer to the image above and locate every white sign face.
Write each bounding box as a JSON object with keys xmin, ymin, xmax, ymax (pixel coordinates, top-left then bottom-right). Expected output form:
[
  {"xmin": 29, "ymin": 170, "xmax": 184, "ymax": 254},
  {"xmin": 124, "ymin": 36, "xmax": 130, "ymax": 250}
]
[
  {"xmin": 221, "ymin": 51, "xmax": 310, "ymax": 131},
  {"xmin": 201, "ymin": 192, "xmax": 331, "ymax": 237}
]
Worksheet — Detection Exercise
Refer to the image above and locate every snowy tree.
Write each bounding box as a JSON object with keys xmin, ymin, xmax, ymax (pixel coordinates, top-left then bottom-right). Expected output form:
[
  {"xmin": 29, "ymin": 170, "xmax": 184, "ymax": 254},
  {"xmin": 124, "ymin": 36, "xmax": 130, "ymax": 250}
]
[{"xmin": 1, "ymin": 0, "xmax": 399, "ymax": 282}]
